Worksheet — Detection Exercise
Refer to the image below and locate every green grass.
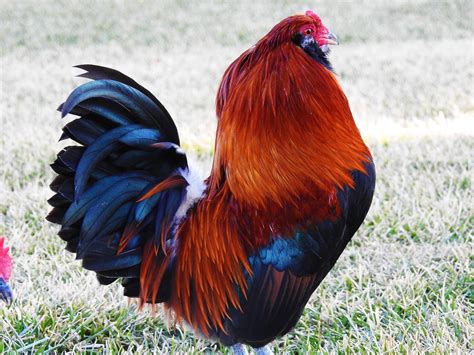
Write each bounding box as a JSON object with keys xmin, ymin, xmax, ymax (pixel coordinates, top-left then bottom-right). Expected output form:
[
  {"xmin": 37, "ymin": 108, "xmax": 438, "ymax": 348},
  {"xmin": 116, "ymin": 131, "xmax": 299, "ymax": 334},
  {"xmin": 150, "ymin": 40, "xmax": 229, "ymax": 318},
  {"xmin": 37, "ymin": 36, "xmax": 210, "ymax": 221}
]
[{"xmin": 0, "ymin": 0, "xmax": 473, "ymax": 353}]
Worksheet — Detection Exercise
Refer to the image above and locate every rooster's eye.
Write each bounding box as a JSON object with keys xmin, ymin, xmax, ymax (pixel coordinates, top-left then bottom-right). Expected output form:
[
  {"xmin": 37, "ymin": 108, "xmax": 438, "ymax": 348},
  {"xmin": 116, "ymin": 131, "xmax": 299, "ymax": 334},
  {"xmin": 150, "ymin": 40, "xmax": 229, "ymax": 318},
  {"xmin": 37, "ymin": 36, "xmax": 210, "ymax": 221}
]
[{"xmin": 305, "ymin": 29, "xmax": 312, "ymax": 35}]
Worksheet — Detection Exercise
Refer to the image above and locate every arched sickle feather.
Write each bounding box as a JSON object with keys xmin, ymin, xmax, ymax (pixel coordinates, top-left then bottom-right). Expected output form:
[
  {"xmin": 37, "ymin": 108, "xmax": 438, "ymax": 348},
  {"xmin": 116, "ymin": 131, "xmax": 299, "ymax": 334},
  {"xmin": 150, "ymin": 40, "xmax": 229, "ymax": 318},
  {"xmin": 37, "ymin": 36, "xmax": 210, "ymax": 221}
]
[
  {"xmin": 73, "ymin": 124, "xmax": 143, "ymax": 199},
  {"xmin": 62, "ymin": 117, "xmax": 107, "ymax": 146},
  {"xmin": 57, "ymin": 102, "xmax": 89, "ymax": 117},
  {"xmin": 60, "ymin": 80, "xmax": 150, "ymax": 120},
  {"xmin": 61, "ymin": 79, "xmax": 179, "ymax": 143},
  {"xmin": 75, "ymin": 64, "xmax": 175, "ymax": 129},
  {"xmin": 77, "ymin": 176, "xmax": 154, "ymax": 258},
  {"xmin": 64, "ymin": 172, "xmax": 150, "ymax": 227},
  {"xmin": 78, "ymin": 98, "xmax": 133, "ymax": 126},
  {"xmin": 119, "ymin": 128, "xmax": 162, "ymax": 147}
]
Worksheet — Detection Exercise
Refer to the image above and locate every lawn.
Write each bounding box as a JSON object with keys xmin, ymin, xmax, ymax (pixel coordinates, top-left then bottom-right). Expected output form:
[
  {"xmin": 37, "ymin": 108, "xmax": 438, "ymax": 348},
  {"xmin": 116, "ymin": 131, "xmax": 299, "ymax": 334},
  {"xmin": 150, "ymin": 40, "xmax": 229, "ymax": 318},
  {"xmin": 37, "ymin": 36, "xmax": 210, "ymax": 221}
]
[{"xmin": 0, "ymin": 0, "xmax": 473, "ymax": 353}]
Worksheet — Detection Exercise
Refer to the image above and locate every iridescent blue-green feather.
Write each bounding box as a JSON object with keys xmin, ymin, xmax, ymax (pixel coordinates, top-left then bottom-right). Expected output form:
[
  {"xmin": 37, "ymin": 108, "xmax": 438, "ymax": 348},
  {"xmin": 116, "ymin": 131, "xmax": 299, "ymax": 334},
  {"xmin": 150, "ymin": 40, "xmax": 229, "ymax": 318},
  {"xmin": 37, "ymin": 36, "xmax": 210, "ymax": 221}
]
[{"xmin": 48, "ymin": 65, "xmax": 189, "ymax": 300}]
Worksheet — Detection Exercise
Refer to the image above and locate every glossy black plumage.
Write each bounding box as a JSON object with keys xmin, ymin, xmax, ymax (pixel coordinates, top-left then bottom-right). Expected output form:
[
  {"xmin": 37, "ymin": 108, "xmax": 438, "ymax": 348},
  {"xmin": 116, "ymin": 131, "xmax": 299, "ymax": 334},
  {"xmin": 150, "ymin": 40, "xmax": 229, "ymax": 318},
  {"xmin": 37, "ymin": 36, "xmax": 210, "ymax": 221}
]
[{"xmin": 48, "ymin": 65, "xmax": 188, "ymax": 299}]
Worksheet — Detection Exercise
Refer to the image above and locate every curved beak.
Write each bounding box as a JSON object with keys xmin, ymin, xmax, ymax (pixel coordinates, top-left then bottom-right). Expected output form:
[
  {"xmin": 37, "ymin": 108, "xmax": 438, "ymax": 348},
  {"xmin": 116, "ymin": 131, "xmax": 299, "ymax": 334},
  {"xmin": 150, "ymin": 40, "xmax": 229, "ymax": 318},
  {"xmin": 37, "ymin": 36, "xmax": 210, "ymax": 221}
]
[{"xmin": 326, "ymin": 32, "xmax": 339, "ymax": 46}]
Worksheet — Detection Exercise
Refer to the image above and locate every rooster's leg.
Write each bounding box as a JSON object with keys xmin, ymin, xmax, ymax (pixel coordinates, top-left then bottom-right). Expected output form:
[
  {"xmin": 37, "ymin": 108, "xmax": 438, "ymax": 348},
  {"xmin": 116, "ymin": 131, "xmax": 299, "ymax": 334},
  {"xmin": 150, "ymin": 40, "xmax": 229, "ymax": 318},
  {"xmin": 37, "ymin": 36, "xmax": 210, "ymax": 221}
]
[{"xmin": 231, "ymin": 343, "xmax": 248, "ymax": 355}]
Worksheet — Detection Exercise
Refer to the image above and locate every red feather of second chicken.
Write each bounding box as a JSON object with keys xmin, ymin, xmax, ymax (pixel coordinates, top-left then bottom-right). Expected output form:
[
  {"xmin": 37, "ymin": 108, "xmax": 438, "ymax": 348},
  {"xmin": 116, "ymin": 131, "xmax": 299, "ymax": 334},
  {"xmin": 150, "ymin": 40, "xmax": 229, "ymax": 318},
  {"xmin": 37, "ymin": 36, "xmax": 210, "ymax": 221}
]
[{"xmin": 47, "ymin": 10, "xmax": 375, "ymax": 351}]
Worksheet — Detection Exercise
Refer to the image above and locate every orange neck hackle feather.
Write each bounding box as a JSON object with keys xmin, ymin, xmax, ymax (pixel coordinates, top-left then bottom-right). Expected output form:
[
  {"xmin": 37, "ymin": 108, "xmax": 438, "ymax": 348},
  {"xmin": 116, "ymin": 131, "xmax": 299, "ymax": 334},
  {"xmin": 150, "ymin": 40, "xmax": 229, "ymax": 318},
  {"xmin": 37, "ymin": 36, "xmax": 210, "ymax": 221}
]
[
  {"xmin": 212, "ymin": 16, "xmax": 370, "ymax": 208},
  {"xmin": 158, "ymin": 15, "xmax": 370, "ymax": 335}
]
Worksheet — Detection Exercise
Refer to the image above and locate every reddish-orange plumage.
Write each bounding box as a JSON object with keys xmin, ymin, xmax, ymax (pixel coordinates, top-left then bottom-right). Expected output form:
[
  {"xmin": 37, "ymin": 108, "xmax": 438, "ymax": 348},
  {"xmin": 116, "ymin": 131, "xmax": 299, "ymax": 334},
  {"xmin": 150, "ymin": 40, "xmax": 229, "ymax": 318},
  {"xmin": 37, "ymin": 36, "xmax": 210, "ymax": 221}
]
[
  {"xmin": 168, "ymin": 184, "xmax": 252, "ymax": 334},
  {"xmin": 164, "ymin": 14, "xmax": 370, "ymax": 334}
]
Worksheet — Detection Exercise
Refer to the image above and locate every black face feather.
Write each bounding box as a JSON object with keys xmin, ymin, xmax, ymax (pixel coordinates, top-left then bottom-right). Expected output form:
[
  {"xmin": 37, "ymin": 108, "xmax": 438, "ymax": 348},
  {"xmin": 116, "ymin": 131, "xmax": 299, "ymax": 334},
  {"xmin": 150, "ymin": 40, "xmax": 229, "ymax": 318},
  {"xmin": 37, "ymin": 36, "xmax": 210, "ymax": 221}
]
[{"xmin": 292, "ymin": 33, "xmax": 333, "ymax": 72}]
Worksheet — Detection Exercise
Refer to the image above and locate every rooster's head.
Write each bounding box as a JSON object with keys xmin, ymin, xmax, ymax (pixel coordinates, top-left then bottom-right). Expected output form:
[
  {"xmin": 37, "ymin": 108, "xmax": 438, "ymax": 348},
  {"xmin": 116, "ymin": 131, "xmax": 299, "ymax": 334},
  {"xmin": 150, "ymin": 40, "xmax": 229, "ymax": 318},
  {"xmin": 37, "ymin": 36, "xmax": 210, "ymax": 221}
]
[
  {"xmin": 294, "ymin": 11, "xmax": 338, "ymax": 52},
  {"xmin": 258, "ymin": 10, "xmax": 338, "ymax": 71},
  {"xmin": 291, "ymin": 10, "xmax": 338, "ymax": 71}
]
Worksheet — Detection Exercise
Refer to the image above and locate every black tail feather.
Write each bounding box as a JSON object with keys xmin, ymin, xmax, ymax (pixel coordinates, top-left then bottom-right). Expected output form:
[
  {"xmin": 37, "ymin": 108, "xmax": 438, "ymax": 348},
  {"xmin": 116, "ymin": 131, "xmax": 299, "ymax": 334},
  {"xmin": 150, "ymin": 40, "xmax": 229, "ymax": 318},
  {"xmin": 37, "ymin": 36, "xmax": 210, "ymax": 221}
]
[{"xmin": 48, "ymin": 65, "xmax": 189, "ymax": 302}]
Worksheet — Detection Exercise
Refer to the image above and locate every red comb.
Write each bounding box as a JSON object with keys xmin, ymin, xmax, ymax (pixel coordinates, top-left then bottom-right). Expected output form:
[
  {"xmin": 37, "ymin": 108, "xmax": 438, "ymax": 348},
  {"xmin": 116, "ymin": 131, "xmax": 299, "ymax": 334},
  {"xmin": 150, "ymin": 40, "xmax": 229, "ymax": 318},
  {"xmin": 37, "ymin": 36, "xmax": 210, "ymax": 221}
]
[{"xmin": 305, "ymin": 10, "xmax": 322, "ymax": 24}]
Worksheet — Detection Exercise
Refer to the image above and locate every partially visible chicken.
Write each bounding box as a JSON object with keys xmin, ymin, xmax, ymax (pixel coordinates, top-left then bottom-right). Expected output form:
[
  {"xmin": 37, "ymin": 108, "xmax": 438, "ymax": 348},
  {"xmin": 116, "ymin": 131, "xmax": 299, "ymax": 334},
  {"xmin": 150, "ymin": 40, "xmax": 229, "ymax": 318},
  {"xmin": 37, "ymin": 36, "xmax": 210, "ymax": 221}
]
[{"xmin": 0, "ymin": 237, "xmax": 13, "ymax": 304}]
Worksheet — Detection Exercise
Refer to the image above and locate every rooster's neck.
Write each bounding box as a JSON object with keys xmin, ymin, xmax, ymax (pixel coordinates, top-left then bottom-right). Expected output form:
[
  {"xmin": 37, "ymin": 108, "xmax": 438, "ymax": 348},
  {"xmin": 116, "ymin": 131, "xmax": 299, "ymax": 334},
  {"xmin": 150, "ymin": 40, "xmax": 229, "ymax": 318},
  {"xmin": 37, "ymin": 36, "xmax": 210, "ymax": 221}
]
[{"xmin": 211, "ymin": 43, "xmax": 370, "ymax": 211}]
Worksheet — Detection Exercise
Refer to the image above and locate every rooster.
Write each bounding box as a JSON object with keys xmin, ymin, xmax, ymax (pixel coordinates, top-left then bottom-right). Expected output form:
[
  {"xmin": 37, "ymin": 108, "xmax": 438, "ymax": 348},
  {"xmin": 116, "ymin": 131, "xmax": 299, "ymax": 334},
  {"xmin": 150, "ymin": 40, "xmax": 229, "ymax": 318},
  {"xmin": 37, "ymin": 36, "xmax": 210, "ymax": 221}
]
[
  {"xmin": 47, "ymin": 10, "xmax": 375, "ymax": 353},
  {"xmin": 0, "ymin": 237, "xmax": 13, "ymax": 304}
]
